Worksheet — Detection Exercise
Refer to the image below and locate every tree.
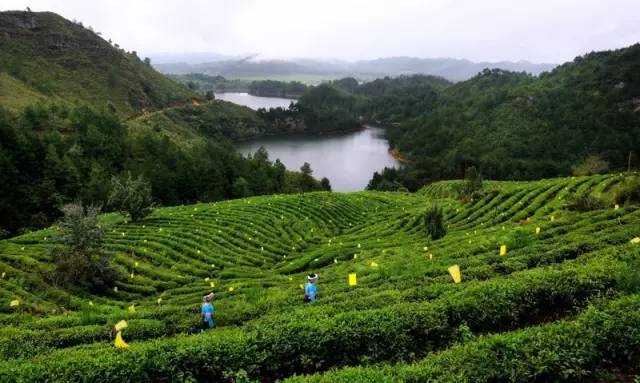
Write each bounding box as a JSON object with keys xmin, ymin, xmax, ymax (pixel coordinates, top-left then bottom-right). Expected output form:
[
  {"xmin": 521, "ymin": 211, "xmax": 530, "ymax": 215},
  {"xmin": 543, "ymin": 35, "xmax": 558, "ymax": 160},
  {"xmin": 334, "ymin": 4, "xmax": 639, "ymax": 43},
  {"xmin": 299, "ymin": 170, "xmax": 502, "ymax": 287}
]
[
  {"xmin": 424, "ymin": 206, "xmax": 447, "ymax": 240},
  {"xmin": 300, "ymin": 162, "xmax": 315, "ymax": 192},
  {"xmin": 571, "ymin": 155, "xmax": 609, "ymax": 176},
  {"xmin": 320, "ymin": 177, "xmax": 332, "ymax": 191},
  {"xmin": 49, "ymin": 203, "xmax": 117, "ymax": 291},
  {"xmin": 456, "ymin": 166, "xmax": 483, "ymax": 201},
  {"xmin": 205, "ymin": 91, "xmax": 215, "ymax": 101},
  {"xmin": 143, "ymin": 57, "xmax": 152, "ymax": 67},
  {"xmin": 232, "ymin": 177, "xmax": 251, "ymax": 198},
  {"xmin": 108, "ymin": 172, "xmax": 154, "ymax": 222}
]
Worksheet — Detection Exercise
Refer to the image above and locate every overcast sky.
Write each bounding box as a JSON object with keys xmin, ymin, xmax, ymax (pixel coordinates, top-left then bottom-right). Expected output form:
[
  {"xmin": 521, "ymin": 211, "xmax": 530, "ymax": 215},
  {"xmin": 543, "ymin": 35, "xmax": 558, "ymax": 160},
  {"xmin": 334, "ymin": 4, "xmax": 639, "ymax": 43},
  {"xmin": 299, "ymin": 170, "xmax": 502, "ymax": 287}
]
[{"xmin": 3, "ymin": 0, "xmax": 640, "ymax": 63}]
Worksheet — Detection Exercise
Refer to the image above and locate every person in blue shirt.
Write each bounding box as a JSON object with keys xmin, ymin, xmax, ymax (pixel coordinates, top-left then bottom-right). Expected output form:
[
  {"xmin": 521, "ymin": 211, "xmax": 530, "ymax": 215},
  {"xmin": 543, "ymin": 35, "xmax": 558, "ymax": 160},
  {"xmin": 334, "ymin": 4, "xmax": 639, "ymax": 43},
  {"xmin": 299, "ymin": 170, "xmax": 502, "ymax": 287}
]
[
  {"xmin": 201, "ymin": 292, "xmax": 215, "ymax": 330},
  {"xmin": 305, "ymin": 273, "xmax": 319, "ymax": 303}
]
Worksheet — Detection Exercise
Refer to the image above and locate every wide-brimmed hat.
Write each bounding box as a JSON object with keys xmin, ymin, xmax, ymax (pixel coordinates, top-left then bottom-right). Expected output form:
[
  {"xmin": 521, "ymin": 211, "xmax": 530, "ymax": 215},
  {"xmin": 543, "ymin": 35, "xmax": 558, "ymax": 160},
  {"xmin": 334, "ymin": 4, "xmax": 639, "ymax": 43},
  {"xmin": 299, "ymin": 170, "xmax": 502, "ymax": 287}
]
[
  {"xmin": 307, "ymin": 273, "xmax": 318, "ymax": 282},
  {"xmin": 204, "ymin": 292, "xmax": 215, "ymax": 302}
]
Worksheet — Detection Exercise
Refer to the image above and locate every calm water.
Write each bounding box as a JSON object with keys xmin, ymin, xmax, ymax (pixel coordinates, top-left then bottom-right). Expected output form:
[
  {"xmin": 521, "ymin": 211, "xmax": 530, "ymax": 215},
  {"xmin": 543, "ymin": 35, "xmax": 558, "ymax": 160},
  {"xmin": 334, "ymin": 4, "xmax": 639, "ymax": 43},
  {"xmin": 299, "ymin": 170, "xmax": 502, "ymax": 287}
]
[
  {"xmin": 214, "ymin": 92, "xmax": 295, "ymax": 110},
  {"xmin": 236, "ymin": 126, "xmax": 399, "ymax": 192}
]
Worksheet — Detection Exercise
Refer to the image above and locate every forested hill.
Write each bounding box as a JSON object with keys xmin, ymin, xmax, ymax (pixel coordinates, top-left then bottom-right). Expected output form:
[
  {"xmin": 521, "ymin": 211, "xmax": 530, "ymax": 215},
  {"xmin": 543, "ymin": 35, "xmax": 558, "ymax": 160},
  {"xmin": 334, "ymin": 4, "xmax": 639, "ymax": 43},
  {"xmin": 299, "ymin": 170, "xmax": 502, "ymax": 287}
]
[
  {"xmin": 0, "ymin": 11, "xmax": 195, "ymax": 116},
  {"xmin": 384, "ymin": 44, "xmax": 640, "ymax": 184}
]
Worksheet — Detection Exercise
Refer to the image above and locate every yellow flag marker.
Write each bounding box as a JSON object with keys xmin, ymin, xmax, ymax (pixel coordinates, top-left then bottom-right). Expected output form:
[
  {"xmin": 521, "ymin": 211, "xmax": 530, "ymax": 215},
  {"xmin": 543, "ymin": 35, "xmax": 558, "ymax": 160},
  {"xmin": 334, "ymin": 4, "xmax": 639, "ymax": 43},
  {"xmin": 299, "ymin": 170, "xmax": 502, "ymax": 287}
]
[
  {"xmin": 228, "ymin": 287, "xmax": 234, "ymax": 292},
  {"xmin": 9, "ymin": 299, "xmax": 20, "ymax": 307},
  {"xmin": 535, "ymin": 227, "xmax": 541, "ymax": 235},
  {"xmin": 348, "ymin": 273, "xmax": 357, "ymax": 286},
  {"xmin": 614, "ymin": 204, "xmax": 620, "ymax": 210},
  {"xmin": 157, "ymin": 298, "xmax": 162, "ymax": 305},
  {"xmin": 448, "ymin": 265, "xmax": 461, "ymax": 284},
  {"xmin": 499, "ymin": 245, "xmax": 507, "ymax": 256},
  {"xmin": 114, "ymin": 331, "xmax": 129, "ymax": 349},
  {"xmin": 630, "ymin": 237, "xmax": 640, "ymax": 244},
  {"xmin": 370, "ymin": 261, "xmax": 379, "ymax": 268},
  {"xmin": 128, "ymin": 304, "xmax": 136, "ymax": 313},
  {"xmin": 114, "ymin": 320, "xmax": 128, "ymax": 332}
]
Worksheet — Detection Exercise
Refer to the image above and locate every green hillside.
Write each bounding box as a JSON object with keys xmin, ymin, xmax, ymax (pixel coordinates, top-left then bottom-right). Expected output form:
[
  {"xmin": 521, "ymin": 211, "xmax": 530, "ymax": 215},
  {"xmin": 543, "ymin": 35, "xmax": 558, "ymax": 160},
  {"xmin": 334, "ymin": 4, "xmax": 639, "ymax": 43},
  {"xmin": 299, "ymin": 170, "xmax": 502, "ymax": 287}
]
[
  {"xmin": 0, "ymin": 11, "xmax": 195, "ymax": 116},
  {"xmin": 1, "ymin": 174, "xmax": 639, "ymax": 381}
]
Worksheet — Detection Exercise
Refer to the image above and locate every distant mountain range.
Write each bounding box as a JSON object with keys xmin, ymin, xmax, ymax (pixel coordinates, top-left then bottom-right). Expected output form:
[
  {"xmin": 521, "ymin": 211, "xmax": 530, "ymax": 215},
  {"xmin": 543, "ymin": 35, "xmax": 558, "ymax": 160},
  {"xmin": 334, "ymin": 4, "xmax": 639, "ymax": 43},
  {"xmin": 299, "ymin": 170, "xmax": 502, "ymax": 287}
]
[{"xmin": 152, "ymin": 55, "xmax": 557, "ymax": 82}]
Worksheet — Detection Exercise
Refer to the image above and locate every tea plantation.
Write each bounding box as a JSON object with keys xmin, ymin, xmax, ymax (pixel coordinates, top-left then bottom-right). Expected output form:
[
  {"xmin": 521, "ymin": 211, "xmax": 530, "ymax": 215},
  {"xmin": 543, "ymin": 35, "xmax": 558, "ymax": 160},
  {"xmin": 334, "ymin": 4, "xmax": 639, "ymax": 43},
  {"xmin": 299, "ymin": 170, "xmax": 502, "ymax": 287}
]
[{"xmin": 0, "ymin": 174, "xmax": 639, "ymax": 382}]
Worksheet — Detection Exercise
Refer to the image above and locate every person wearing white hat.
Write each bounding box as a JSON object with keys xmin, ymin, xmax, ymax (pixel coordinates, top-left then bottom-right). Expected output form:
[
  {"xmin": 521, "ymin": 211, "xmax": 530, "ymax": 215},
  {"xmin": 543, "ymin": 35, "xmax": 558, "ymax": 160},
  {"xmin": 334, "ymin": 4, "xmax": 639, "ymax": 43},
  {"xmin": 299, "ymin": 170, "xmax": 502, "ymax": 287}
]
[
  {"xmin": 201, "ymin": 292, "xmax": 215, "ymax": 330},
  {"xmin": 305, "ymin": 273, "xmax": 319, "ymax": 303}
]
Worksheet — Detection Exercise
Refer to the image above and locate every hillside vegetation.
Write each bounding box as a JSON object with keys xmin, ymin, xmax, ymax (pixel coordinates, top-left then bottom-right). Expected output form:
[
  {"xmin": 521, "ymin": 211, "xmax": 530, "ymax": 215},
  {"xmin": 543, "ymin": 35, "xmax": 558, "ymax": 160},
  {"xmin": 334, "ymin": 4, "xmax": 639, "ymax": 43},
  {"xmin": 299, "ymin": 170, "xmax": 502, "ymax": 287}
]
[
  {"xmin": 0, "ymin": 11, "xmax": 195, "ymax": 117},
  {"xmin": 0, "ymin": 174, "xmax": 639, "ymax": 381}
]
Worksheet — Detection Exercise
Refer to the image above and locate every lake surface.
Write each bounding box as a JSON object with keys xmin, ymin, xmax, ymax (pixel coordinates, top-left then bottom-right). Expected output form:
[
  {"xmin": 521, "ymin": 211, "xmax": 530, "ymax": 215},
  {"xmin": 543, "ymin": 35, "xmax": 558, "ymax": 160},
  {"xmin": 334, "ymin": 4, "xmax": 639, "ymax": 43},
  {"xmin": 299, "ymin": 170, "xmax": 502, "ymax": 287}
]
[
  {"xmin": 236, "ymin": 126, "xmax": 399, "ymax": 192},
  {"xmin": 214, "ymin": 92, "xmax": 295, "ymax": 110}
]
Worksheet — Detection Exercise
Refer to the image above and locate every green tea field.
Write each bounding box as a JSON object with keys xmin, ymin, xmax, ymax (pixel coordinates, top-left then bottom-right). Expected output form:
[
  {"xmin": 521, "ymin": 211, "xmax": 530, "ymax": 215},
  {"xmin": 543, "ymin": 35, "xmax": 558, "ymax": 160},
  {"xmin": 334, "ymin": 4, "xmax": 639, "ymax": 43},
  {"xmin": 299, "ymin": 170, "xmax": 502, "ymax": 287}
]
[{"xmin": 1, "ymin": 174, "xmax": 639, "ymax": 382}]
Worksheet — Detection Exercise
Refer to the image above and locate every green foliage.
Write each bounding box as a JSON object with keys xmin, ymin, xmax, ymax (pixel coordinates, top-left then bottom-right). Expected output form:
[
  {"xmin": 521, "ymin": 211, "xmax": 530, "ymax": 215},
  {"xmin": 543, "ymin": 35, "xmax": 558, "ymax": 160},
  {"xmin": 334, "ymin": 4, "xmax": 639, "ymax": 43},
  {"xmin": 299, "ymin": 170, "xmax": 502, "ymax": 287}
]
[
  {"xmin": 0, "ymin": 11, "xmax": 195, "ymax": 117},
  {"xmin": 455, "ymin": 166, "xmax": 484, "ymax": 202},
  {"xmin": 108, "ymin": 172, "xmax": 154, "ymax": 222},
  {"xmin": 423, "ymin": 206, "xmax": 447, "ymax": 240},
  {"xmin": 571, "ymin": 155, "xmax": 610, "ymax": 176},
  {"xmin": 566, "ymin": 192, "xmax": 605, "ymax": 212},
  {"xmin": 615, "ymin": 175, "xmax": 640, "ymax": 205},
  {"xmin": 49, "ymin": 203, "xmax": 116, "ymax": 291}
]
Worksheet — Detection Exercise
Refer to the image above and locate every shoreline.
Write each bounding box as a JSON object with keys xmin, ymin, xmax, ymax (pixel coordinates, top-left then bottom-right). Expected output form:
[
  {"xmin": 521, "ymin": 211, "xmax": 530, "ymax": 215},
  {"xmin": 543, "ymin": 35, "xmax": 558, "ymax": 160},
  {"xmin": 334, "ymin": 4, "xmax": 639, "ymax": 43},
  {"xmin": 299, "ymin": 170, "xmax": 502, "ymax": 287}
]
[{"xmin": 390, "ymin": 147, "xmax": 413, "ymax": 164}]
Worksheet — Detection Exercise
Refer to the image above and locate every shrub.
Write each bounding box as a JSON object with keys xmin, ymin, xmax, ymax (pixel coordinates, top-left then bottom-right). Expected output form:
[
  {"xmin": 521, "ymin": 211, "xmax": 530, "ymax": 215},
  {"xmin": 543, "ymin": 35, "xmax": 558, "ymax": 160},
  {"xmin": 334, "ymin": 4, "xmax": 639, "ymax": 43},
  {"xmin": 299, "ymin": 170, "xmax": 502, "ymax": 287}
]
[
  {"xmin": 423, "ymin": 206, "xmax": 447, "ymax": 240},
  {"xmin": 455, "ymin": 166, "xmax": 483, "ymax": 202},
  {"xmin": 108, "ymin": 172, "xmax": 154, "ymax": 222},
  {"xmin": 48, "ymin": 203, "xmax": 117, "ymax": 292},
  {"xmin": 615, "ymin": 176, "xmax": 640, "ymax": 205},
  {"xmin": 566, "ymin": 192, "xmax": 605, "ymax": 212},
  {"xmin": 571, "ymin": 155, "xmax": 609, "ymax": 176}
]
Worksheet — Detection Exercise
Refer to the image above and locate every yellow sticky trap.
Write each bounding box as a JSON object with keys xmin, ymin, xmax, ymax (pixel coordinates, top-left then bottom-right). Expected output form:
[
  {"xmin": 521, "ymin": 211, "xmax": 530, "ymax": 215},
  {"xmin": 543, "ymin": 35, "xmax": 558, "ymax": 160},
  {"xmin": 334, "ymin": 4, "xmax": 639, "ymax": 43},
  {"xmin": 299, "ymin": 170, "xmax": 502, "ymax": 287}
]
[
  {"xmin": 614, "ymin": 204, "xmax": 620, "ymax": 210},
  {"xmin": 550, "ymin": 215, "xmax": 555, "ymax": 222},
  {"xmin": 357, "ymin": 243, "xmax": 361, "ymax": 248},
  {"xmin": 260, "ymin": 246, "xmax": 264, "ymax": 251},
  {"xmin": 9, "ymin": 299, "xmax": 20, "ymax": 307},
  {"xmin": 423, "ymin": 246, "xmax": 428, "ymax": 251},
  {"xmin": 157, "ymin": 298, "xmax": 162, "ymax": 305},
  {"xmin": 89, "ymin": 301, "xmax": 94, "ymax": 306},
  {"xmin": 288, "ymin": 277, "xmax": 293, "ymax": 281},
  {"xmin": 535, "ymin": 227, "xmax": 541, "ymax": 235},
  {"xmin": 370, "ymin": 261, "xmax": 379, "ymax": 268},
  {"xmin": 210, "ymin": 282, "xmax": 215, "ymax": 287},
  {"xmin": 630, "ymin": 237, "xmax": 640, "ymax": 244},
  {"xmin": 429, "ymin": 253, "xmax": 433, "ymax": 261},
  {"xmin": 113, "ymin": 286, "xmax": 118, "ymax": 293},
  {"xmin": 348, "ymin": 273, "xmax": 357, "ymax": 286},
  {"xmin": 205, "ymin": 277, "xmax": 210, "ymax": 282},
  {"xmin": 134, "ymin": 261, "xmax": 139, "ymax": 267},
  {"xmin": 448, "ymin": 265, "xmax": 461, "ymax": 284},
  {"xmin": 299, "ymin": 284, "xmax": 304, "ymax": 289},
  {"xmin": 353, "ymin": 254, "xmax": 358, "ymax": 259},
  {"xmin": 499, "ymin": 245, "xmax": 507, "ymax": 256},
  {"xmin": 130, "ymin": 273, "xmax": 134, "ymax": 279},
  {"xmin": 114, "ymin": 320, "xmax": 128, "ymax": 332},
  {"xmin": 128, "ymin": 304, "xmax": 136, "ymax": 314},
  {"xmin": 228, "ymin": 287, "xmax": 234, "ymax": 292},
  {"xmin": 1, "ymin": 272, "xmax": 5, "ymax": 278},
  {"xmin": 114, "ymin": 331, "xmax": 129, "ymax": 349},
  {"xmin": 334, "ymin": 258, "xmax": 338, "ymax": 264}
]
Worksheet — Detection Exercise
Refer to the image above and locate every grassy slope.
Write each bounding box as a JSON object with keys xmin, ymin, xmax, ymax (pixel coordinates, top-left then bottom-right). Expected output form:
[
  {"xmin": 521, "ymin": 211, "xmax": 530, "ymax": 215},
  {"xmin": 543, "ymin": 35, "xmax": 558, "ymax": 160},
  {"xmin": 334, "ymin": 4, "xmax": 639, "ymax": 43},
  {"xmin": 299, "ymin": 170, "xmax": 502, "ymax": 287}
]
[
  {"xmin": 0, "ymin": 11, "xmax": 195, "ymax": 117},
  {"xmin": 0, "ymin": 174, "xmax": 639, "ymax": 381}
]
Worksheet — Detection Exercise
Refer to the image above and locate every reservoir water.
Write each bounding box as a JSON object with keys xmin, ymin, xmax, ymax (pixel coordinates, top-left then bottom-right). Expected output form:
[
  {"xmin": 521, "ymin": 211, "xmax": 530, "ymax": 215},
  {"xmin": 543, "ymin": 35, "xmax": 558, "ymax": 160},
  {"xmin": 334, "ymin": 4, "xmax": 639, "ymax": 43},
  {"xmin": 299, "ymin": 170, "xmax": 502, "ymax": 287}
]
[
  {"xmin": 224, "ymin": 93, "xmax": 399, "ymax": 192},
  {"xmin": 214, "ymin": 92, "xmax": 295, "ymax": 110}
]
